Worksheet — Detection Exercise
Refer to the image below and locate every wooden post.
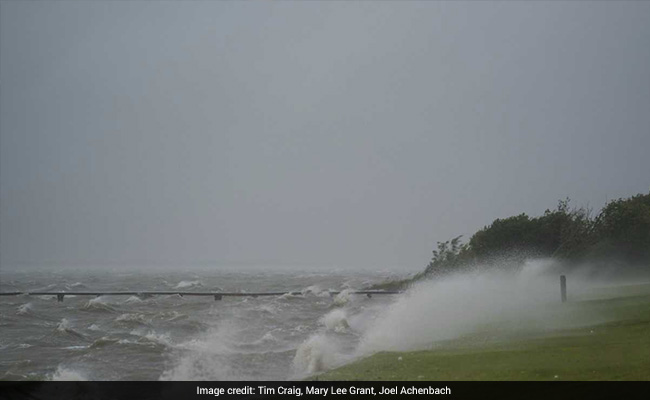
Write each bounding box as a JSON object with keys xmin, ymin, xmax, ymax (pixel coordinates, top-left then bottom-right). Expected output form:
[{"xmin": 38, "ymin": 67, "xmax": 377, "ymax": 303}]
[
  {"xmin": 57, "ymin": 294, "xmax": 64, "ymax": 302},
  {"xmin": 214, "ymin": 294, "xmax": 222, "ymax": 301},
  {"xmin": 560, "ymin": 275, "xmax": 567, "ymax": 303}
]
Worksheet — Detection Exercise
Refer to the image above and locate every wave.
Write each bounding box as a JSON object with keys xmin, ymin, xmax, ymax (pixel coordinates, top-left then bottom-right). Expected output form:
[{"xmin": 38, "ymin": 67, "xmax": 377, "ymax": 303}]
[
  {"xmin": 123, "ymin": 296, "xmax": 144, "ymax": 304},
  {"xmin": 279, "ymin": 292, "xmax": 302, "ymax": 300},
  {"xmin": 125, "ymin": 329, "xmax": 174, "ymax": 349},
  {"xmin": 65, "ymin": 282, "xmax": 87, "ymax": 290},
  {"xmin": 89, "ymin": 332, "xmax": 173, "ymax": 351},
  {"xmin": 81, "ymin": 297, "xmax": 117, "ymax": 313},
  {"xmin": 257, "ymin": 304, "xmax": 278, "ymax": 315},
  {"xmin": 16, "ymin": 303, "xmax": 33, "ymax": 315},
  {"xmin": 233, "ymin": 330, "xmax": 282, "ymax": 352},
  {"xmin": 55, "ymin": 318, "xmax": 86, "ymax": 338},
  {"xmin": 31, "ymin": 283, "xmax": 58, "ymax": 292},
  {"xmin": 56, "ymin": 318, "xmax": 73, "ymax": 333},
  {"xmin": 173, "ymin": 280, "xmax": 203, "ymax": 289},
  {"xmin": 160, "ymin": 322, "xmax": 246, "ymax": 380},
  {"xmin": 292, "ymin": 334, "xmax": 347, "ymax": 376},
  {"xmin": 89, "ymin": 336, "xmax": 119, "ymax": 349},
  {"xmin": 284, "ymin": 259, "xmax": 571, "ymax": 378},
  {"xmin": 332, "ymin": 289, "xmax": 353, "ymax": 307},
  {"xmin": 115, "ymin": 313, "xmax": 150, "ymax": 325},
  {"xmin": 63, "ymin": 345, "xmax": 87, "ymax": 351},
  {"xmin": 138, "ymin": 331, "xmax": 174, "ymax": 347},
  {"xmin": 300, "ymin": 285, "xmax": 333, "ymax": 298},
  {"xmin": 320, "ymin": 309, "xmax": 350, "ymax": 333},
  {"xmin": 50, "ymin": 366, "xmax": 88, "ymax": 381},
  {"xmin": 156, "ymin": 311, "xmax": 188, "ymax": 322}
]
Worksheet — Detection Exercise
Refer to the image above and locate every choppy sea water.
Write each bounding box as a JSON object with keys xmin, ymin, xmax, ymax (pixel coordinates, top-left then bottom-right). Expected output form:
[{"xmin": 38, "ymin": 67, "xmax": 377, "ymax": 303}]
[
  {"xmin": 3, "ymin": 260, "xmax": 628, "ymax": 381},
  {"xmin": 0, "ymin": 267, "xmax": 402, "ymax": 381}
]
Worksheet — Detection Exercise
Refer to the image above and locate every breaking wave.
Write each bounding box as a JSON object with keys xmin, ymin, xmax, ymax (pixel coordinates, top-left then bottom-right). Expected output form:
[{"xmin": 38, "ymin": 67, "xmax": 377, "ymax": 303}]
[
  {"xmin": 65, "ymin": 282, "xmax": 87, "ymax": 290},
  {"xmin": 332, "ymin": 289, "xmax": 353, "ymax": 307},
  {"xmin": 320, "ymin": 309, "xmax": 349, "ymax": 333},
  {"xmin": 173, "ymin": 280, "xmax": 203, "ymax": 290},
  {"xmin": 292, "ymin": 334, "xmax": 347, "ymax": 375},
  {"xmin": 159, "ymin": 323, "xmax": 241, "ymax": 381},
  {"xmin": 50, "ymin": 366, "xmax": 88, "ymax": 381},
  {"xmin": 81, "ymin": 297, "xmax": 117, "ymax": 313},
  {"xmin": 115, "ymin": 313, "xmax": 150, "ymax": 325},
  {"xmin": 53, "ymin": 318, "xmax": 87, "ymax": 340},
  {"xmin": 16, "ymin": 303, "xmax": 33, "ymax": 315}
]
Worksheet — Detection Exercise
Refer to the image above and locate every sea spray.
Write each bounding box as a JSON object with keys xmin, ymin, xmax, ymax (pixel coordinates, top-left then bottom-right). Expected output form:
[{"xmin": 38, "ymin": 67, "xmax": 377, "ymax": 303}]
[
  {"xmin": 332, "ymin": 289, "xmax": 353, "ymax": 307},
  {"xmin": 320, "ymin": 309, "xmax": 350, "ymax": 333},
  {"xmin": 159, "ymin": 321, "xmax": 241, "ymax": 380},
  {"xmin": 56, "ymin": 318, "xmax": 73, "ymax": 333},
  {"xmin": 50, "ymin": 366, "xmax": 88, "ymax": 381},
  {"xmin": 292, "ymin": 334, "xmax": 345, "ymax": 375},
  {"xmin": 356, "ymin": 259, "xmax": 560, "ymax": 354}
]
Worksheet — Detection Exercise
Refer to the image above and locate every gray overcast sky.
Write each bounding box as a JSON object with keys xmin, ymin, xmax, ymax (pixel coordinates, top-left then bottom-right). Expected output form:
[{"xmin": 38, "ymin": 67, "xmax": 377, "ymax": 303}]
[{"xmin": 1, "ymin": 1, "xmax": 649, "ymax": 270}]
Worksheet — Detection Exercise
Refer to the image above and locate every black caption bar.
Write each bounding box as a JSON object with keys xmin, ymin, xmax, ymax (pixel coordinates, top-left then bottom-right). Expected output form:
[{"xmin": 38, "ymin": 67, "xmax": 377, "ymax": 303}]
[{"xmin": 1, "ymin": 381, "xmax": 649, "ymax": 400}]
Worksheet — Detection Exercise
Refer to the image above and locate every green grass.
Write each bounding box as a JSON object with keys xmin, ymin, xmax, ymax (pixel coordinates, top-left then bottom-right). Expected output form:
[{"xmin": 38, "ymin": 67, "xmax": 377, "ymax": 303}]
[{"xmin": 316, "ymin": 289, "xmax": 650, "ymax": 381}]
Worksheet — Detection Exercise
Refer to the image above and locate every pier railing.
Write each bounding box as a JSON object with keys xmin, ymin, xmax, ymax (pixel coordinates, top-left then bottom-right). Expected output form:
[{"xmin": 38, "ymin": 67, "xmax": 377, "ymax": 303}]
[{"xmin": 0, "ymin": 290, "xmax": 402, "ymax": 302}]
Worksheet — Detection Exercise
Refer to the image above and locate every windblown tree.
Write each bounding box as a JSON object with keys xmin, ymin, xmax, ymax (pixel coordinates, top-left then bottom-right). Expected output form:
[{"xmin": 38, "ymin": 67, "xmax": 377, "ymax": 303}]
[{"xmin": 422, "ymin": 192, "xmax": 650, "ymax": 278}]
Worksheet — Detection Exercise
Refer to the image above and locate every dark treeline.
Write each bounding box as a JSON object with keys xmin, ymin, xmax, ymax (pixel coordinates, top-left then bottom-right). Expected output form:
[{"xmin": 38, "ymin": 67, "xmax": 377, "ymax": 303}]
[{"xmin": 378, "ymin": 191, "xmax": 650, "ymax": 290}]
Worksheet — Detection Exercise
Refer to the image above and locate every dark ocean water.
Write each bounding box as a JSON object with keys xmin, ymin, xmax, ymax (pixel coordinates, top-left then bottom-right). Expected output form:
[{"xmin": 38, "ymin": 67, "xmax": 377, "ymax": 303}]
[{"xmin": 0, "ymin": 267, "xmax": 401, "ymax": 380}]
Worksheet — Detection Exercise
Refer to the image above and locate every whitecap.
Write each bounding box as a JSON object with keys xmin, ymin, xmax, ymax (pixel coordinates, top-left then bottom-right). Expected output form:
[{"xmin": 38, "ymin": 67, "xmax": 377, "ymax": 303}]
[
  {"xmin": 56, "ymin": 318, "xmax": 73, "ymax": 333},
  {"xmin": 320, "ymin": 309, "xmax": 350, "ymax": 333},
  {"xmin": 89, "ymin": 337, "xmax": 119, "ymax": 348},
  {"xmin": 292, "ymin": 334, "xmax": 346, "ymax": 375},
  {"xmin": 156, "ymin": 311, "xmax": 187, "ymax": 322},
  {"xmin": 63, "ymin": 345, "xmax": 87, "ymax": 350},
  {"xmin": 123, "ymin": 296, "xmax": 143, "ymax": 304},
  {"xmin": 66, "ymin": 282, "xmax": 86, "ymax": 289},
  {"xmin": 81, "ymin": 297, "xmax": 116, "ymax": 313},
  {"xmin": 55, "ymin": 318, "xmax": 86, "ymax": 339},
  {"xmin": 16, "ymin": 303, "xmax": 33, "ymax": 315},
  {"xmin": 332, "ymin": 289, "xmax": 353, "ymax": 307},
  {"xmin": 173, "ymin": 280, "xmax": 203, "ymax": 289},
  {"xmin": 160, "ymin": 323, "xmax": 241, "ymax": 380},
  {"xmin": 115, "ymin": 313, "xmax": 150, "ymax": 325},
  {"xmin": 257, "ymin": 304, "xmax": 278, "ymax": 315},
  {"xmin": 129, "ymin": 330, "xmax": 174, "ymax": 348},
  {"xmin": 50, "ymin": 366, "xmax": 87, "ymax": 381}
]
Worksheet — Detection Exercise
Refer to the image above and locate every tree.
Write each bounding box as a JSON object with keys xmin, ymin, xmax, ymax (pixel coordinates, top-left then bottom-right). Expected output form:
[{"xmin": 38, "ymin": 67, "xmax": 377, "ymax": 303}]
[{"xmin": 591, "ymin": 192, "xmax": 650, "ymax": 264}]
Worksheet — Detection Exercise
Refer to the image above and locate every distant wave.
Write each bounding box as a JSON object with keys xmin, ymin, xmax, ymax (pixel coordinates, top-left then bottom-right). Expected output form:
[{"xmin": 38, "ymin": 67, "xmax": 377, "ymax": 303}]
[
  {"xmin": 81, "ymin": 297, "xmax": 117, "ymax": 313},
  {"xmin": 173, "ymin": 280, "xmax": 203, "ymax": 289},
  {"xmin": 16, "ymin": 303, "xmax": 33, "ymax": 315},
  {"xmin": 55, "ymin": 318, "xmax": 86, "ymax": 339}
]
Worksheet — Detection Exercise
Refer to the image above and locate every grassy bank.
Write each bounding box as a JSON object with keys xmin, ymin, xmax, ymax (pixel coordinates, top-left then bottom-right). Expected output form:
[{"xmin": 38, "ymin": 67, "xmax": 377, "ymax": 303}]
[{"xmin": 316, "ymin": 286, "xmax": 650, "ymax": 381}]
